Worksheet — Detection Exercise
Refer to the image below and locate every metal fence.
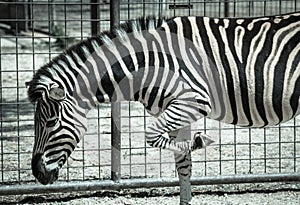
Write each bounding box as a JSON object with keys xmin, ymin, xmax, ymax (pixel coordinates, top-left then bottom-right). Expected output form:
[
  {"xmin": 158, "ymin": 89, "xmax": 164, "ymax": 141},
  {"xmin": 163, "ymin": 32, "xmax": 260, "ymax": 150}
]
[{"xmin": 0, "ymin": 0, "xmax": 300, "ymax": 196}]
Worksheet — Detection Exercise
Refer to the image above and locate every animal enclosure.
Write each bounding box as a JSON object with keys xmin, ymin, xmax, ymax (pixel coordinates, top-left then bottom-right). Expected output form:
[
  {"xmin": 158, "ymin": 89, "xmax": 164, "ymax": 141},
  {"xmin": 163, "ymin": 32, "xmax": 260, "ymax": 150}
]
[{"xmin": 0, "ymin": 0, "xmax": 300, "ymax": 198}]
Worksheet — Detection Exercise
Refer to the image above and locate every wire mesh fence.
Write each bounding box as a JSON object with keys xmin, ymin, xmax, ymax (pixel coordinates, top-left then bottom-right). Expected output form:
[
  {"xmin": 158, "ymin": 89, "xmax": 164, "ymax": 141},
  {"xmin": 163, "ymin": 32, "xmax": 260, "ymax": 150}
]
[{"xmin": 0, "ymin": 0, "xmax": 300, "ymax": 195}]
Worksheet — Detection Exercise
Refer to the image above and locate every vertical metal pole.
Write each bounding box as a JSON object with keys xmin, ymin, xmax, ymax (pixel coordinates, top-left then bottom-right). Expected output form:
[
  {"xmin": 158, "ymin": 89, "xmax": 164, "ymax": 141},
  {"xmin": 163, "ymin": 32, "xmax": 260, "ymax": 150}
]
[
  {"xmin": 50, "ymin": 0, "xmax": 57, "ymax": 28},
  {"xmin": 110, "ymin": 0, "xmax": 120, "ymax": 28},
  {"xmin": 0, "ymin": 30, "xmax": 3, "ymax": 183},
  {"xmin": 91, "ymin": 0, "xmax": 100, "ymax": 36},
  {"xmin": 224, "ymin": 0, "xmax": 229, "ymax": 17},
  {"xmin": 110, "ymin": 0, "xmax": 121, "ymax": 183}
]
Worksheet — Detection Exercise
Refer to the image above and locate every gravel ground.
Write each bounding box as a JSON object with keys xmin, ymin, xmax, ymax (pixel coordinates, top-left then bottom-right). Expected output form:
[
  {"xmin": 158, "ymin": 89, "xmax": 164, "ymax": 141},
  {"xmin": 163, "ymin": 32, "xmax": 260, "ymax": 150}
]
[
  {"xmin": 17, "ymin": 192, "xmax": 300, "ymax": 205},
  {"xmin": 38, "ymin": 191, "xmax": 299, "ymax": 205},
  {"xmin": 1, "ymin": 183, "xmax": 300, "ymax": 204}
]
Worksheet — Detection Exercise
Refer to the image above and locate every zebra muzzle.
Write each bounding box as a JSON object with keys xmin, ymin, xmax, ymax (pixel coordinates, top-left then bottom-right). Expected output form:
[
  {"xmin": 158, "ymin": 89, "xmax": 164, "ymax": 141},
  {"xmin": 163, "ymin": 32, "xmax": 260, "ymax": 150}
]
[{"xmin": 31, "ymin": 153, "xmax": 59, "ymax": 185}]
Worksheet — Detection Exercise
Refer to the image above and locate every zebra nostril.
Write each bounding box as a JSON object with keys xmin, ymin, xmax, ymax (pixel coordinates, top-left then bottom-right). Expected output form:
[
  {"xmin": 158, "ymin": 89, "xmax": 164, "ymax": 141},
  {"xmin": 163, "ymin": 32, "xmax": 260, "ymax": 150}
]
[
  {"xmin": 37, "ymin": 171, "xmax": 45, "ymax": 182},
  {"xmin": 37, "ymin": 172, "xmax": 42, "ymax": 178}
]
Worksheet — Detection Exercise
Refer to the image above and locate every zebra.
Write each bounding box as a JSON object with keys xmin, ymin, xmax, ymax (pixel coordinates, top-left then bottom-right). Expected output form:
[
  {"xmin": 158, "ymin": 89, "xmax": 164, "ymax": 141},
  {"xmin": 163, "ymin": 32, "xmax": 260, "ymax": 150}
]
[{"xmin": 27, "ymin": 12, "xmax": 300, "ymax": 204}]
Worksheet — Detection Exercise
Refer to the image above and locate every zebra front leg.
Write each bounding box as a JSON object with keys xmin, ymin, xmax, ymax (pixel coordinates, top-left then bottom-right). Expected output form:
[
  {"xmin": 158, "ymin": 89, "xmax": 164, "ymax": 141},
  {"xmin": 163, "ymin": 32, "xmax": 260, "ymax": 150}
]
[
  {"xmin": 145, "ymin": 99, "xmax": 213, "ymax": 154},
  {"xmin": 170, "ymin": 127, "xmax": 192, "ymax": 205},
  {"xmin": 145, "ymin": 98, "xmax": 214, "ymax": 204},
  {"xmin": 170, "ymin": 129, "xmax": 214, "ymax": 205},
  {"xmin": 175, "ymin": 152, "xmax": 192, "ymax": 205}
]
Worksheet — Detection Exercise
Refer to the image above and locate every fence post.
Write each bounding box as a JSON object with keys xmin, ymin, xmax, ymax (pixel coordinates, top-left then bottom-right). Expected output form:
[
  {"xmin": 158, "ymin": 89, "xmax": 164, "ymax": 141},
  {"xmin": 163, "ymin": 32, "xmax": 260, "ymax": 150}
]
[
  {"xmin": 224, "ymin": 0, "xmax": 229, "ymax": 17},
  {"xmin": 91, "ymin": 0, "xmax": 100, "ymax": 36},
  {"xmin": 110, "ymin": 0, "xmax": 121, "ymax": 183}
]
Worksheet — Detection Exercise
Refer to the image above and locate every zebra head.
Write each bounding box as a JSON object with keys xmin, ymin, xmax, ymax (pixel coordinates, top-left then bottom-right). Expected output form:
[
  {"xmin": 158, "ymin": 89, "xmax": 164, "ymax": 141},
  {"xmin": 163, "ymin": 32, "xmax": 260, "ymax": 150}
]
[{"xmin": 27, "ymin": 80, "xmax": 88, "ymax": 185}]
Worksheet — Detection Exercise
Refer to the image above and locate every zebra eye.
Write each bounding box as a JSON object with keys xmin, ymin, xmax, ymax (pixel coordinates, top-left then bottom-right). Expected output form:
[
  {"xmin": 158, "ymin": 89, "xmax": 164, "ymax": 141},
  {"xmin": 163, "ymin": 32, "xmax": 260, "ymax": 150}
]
[{"xmin": 46, "ymin": 118, "xmax": 58, "ymax": 128}]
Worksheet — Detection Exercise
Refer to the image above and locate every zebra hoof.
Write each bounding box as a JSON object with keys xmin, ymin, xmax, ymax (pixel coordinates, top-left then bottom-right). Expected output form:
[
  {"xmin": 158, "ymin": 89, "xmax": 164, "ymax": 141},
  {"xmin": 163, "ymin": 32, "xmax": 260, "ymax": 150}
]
[{"xmin": 191, "ymin": 132, "xmax": 214, "ymax": 151}]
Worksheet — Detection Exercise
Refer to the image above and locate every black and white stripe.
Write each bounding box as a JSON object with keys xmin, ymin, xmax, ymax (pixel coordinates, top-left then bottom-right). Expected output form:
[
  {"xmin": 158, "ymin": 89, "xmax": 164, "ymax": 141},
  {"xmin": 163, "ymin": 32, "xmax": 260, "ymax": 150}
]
[{"xmin": 27, "ymin": 13, "xmax": 300, "ymax": 186}]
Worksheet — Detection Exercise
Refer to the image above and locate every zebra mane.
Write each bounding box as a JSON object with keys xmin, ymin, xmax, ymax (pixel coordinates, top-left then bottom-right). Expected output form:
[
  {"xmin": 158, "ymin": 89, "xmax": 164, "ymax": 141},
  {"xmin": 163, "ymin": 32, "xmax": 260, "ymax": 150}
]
[{"xmin": 27, "ymin": 16, "xmax": 169, "ymax": 103}]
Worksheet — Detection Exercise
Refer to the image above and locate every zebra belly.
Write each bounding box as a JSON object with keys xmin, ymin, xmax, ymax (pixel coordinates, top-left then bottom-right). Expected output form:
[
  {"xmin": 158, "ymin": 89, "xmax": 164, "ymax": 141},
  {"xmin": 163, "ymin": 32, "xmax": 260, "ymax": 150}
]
[{"xmin": 208, "ymin": 82, "xmax": 300, "ymax": 128}]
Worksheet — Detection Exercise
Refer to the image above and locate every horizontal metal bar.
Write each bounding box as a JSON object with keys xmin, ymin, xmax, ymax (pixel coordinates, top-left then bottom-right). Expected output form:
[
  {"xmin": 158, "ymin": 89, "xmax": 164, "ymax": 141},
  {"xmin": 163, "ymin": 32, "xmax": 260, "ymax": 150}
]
[
  {"xmin": 169, "ymin": 4, "xmax": 193, "ymax": 10},
  {"xmin": 0, "ymin": 173, "xmax": 299, "ymax": 196}
]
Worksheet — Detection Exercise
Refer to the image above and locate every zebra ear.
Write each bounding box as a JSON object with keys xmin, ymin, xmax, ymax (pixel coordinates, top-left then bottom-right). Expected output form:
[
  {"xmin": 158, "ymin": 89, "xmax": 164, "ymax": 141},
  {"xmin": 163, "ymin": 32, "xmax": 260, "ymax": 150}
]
[{"xmin": 49, "ymin": 86, "xmax": 66, "ymax": 101}]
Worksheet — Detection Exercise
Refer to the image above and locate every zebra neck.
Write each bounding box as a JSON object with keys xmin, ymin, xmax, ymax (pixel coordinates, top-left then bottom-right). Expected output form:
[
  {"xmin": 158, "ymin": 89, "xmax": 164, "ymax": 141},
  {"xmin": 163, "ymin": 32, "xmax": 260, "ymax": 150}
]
[
  {"xmin": 67, "ymin": 18, "xmax": 198, "ymax": 107},
  {"xmin": 89, "ymin": 37, "xmax": 168, "ymax": 105}
]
